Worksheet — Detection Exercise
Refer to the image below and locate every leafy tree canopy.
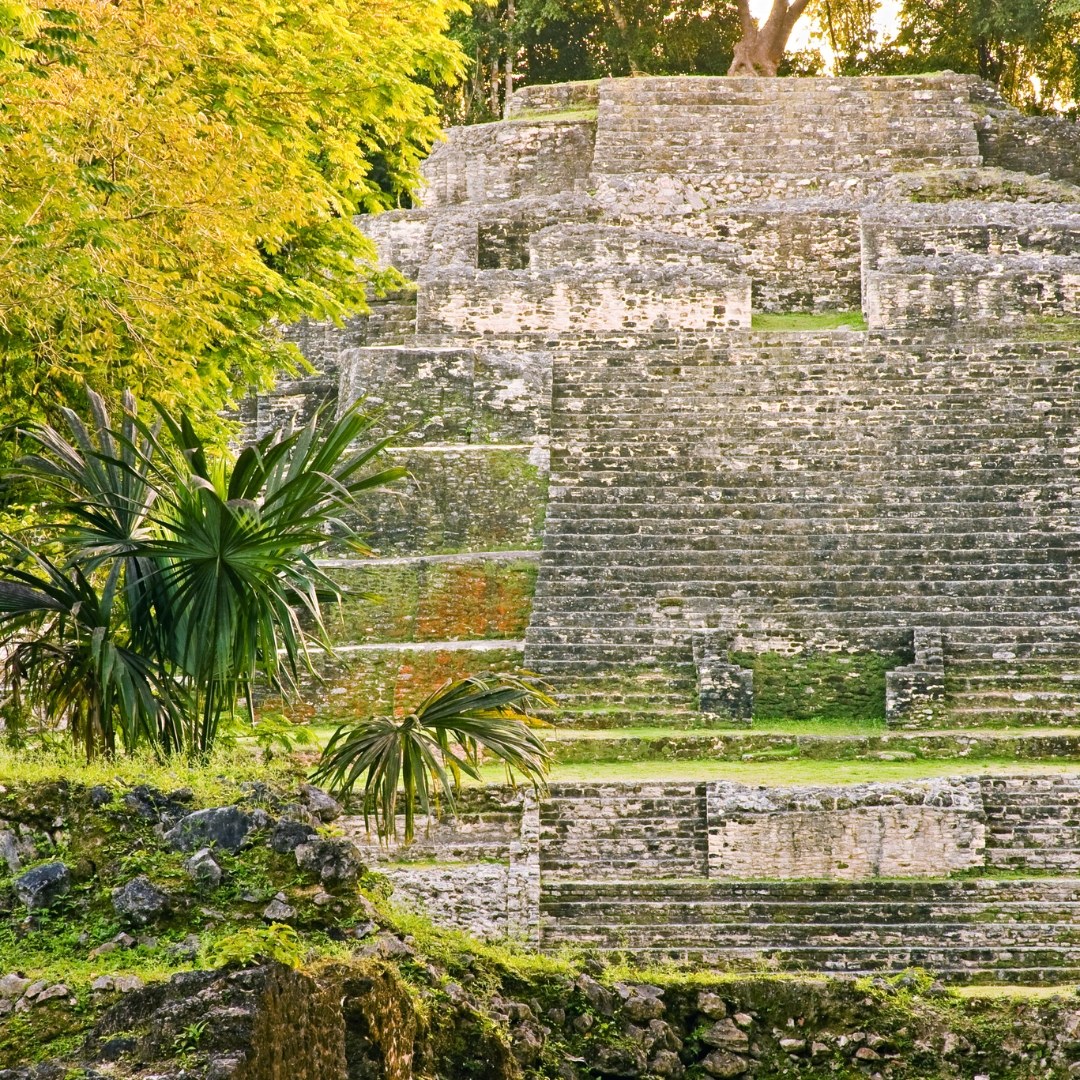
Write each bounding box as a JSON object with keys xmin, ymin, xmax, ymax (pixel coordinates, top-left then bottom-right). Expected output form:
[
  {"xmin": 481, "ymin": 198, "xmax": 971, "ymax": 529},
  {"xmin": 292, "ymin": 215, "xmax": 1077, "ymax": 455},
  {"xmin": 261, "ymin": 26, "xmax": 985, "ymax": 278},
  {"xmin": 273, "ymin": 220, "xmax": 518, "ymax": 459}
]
[
  {"xmin": 886, "ymin": 0, "xmax": 1080, "ymax": 114},
  {"xmin": 0, "ymin": 0, "xmax": 465, "ymax": 429},
  {"xmin": 443, "ymin": 0, "xmax": 1078, "ymax": 121},
  {"xmin": 442, "ymin": 0, "xmax": 746, "ymax": 123}
]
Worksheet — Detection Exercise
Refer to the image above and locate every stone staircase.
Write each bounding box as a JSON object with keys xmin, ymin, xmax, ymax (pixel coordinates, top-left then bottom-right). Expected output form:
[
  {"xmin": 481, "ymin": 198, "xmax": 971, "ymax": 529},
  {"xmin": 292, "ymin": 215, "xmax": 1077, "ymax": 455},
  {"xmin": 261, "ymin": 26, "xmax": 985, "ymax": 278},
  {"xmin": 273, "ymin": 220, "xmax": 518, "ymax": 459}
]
[
  {"xmin": 539, "ymin": 878, "xmax": 1080, "ymax": 982},
  {"xmin": 525, "ymin": 331, "xmax": 1080, "ymax": 724},
  {"xmin": 533, "ymin": 776, "xmax": 1080, "ymax": 983},
  {"xmin": 591, "ymin": 76, "xmax": 984, "ymax": 182}
]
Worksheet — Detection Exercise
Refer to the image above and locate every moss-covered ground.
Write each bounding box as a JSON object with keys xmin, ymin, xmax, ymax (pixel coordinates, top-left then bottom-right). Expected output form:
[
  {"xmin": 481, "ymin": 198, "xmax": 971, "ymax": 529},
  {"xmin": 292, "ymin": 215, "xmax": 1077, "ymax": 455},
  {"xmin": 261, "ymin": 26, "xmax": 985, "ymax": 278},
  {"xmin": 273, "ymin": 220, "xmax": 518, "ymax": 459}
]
[{"xmin": 4, "ymin": 758, "xmax": 1080, "ymax": 1077}]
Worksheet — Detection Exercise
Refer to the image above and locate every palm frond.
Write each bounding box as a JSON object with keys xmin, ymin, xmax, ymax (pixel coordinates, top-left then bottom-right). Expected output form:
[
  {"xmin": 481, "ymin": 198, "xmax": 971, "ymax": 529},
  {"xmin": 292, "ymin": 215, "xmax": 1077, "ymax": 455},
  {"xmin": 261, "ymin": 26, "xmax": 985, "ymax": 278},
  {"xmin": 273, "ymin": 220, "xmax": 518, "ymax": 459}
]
[{"xmin": 311, "ymin": 675, "xmax": 554, "ymax": 844}]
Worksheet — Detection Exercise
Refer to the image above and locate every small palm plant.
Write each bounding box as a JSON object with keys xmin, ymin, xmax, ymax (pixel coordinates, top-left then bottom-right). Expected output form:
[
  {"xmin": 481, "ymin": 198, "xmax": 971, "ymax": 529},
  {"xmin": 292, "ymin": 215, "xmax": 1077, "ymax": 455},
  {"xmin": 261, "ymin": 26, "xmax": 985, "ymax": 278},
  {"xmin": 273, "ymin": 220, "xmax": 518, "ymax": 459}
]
[
  {"xmin": 311, "ymin": 675, "xmax": 554, "ymax": 844},
  {"xmin": 0, "ymin": 389, "xmax": 405, "ymax": 758}
]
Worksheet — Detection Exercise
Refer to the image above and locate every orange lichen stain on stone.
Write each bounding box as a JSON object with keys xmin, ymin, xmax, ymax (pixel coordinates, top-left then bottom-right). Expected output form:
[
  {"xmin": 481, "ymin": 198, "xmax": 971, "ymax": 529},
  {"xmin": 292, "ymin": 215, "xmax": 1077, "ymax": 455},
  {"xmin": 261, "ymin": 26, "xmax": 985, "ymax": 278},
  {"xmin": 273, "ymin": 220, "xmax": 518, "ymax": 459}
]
[
  {"xmin": 391, "ymin": 650, "xmax": 478, "ymax": 715},
  {"xmin": 415, "ymin": 565, "xmax": 534, "ymax": 641}
]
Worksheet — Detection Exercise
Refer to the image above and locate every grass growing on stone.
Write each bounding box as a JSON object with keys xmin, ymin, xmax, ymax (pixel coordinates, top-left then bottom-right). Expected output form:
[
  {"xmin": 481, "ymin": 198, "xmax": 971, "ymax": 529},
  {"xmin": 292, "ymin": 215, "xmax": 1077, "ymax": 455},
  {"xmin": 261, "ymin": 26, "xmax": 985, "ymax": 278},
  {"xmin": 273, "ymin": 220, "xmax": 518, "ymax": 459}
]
[
  {"xmin": 751, "ymin": 311, "xmax": 867, "ymax": 331},
  {"xmin": 481, "ymin": 756, "xmax": 1080, "ymax": 786},
  {"xmin": 543, "ymin": 718, "xmax": 886, "ymax": 740},
  {"xmin": 327, "ymin": 558, "xmax": 537, "ymax": 645},
  {"xmin": 511, "ymin": 106, "xmax": 599, "ymax": 123},
  {"xmin": 731, "ymin": 649, "xmax": 900, "ymax": 723},
  {"xmin": 0, "ymin": 745, "xmax": 300, "ymax": 799}
]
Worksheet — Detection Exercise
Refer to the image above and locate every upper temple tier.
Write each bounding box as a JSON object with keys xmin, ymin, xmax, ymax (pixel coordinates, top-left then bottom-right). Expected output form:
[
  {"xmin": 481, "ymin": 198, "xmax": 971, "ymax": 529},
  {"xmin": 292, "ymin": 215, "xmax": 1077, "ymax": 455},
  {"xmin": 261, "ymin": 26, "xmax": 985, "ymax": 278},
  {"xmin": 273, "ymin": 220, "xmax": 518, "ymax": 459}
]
[{"xmin": 250, "ymin": 73, "xmax": 1080, "ymax": 732}]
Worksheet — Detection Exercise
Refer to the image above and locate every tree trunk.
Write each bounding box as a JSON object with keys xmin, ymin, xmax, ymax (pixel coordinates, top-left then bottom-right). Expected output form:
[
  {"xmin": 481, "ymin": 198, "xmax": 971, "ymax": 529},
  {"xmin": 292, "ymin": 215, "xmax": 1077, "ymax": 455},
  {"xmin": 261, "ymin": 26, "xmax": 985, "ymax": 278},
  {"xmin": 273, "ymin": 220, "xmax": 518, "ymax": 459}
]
[
  {"xmin": 728, "ymin": 0, "xmax": 812, "ymax": 76},
  {"xmin": 601, "ymin": 0, "xmax": 641, "ymax": 75},
  {"xmin": 503, "ymin": 0, "xmax": 515, "ymax": 118}
]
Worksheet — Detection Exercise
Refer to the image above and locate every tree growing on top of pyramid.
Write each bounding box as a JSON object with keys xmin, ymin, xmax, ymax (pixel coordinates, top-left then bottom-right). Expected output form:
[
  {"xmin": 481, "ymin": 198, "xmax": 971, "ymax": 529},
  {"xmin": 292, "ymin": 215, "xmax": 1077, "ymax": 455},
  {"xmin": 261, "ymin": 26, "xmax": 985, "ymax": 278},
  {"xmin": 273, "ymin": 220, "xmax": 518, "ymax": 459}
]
[{"xmin": 729, "ymin": 0, "xmax": 812, "ymax": 75}]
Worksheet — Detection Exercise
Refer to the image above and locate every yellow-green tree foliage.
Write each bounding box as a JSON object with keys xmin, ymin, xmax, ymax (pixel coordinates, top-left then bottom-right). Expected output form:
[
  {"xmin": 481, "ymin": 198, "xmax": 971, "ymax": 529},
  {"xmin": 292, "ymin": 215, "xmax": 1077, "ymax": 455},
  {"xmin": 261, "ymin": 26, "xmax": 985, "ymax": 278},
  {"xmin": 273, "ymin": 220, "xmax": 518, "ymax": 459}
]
[{"xmin": 0, "ymin": 0, "xmax": 464, "ymax": 425}]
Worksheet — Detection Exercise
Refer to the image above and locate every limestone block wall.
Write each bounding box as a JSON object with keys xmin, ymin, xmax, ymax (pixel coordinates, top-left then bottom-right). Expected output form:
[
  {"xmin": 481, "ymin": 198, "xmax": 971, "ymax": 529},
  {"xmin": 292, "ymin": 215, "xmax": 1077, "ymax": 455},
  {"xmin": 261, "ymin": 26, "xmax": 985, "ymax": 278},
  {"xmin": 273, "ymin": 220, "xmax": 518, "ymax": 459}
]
[
  {"xmin": 981, "ymin": 775, "xmax": 1080, "ymax": 871},
  {"xmin": 865, "ymin": 256, "xmax": 1080, "ymax": 328},
  {"xmin": 539, "ymin": 782, "xmax": 709, "ymax": 880},
  {"xmin": 298, "ymin": 642, "xmax": 525, "ymax": 723},
  {"xmin": 417, "ymin": 270, "xmax": 751, "ymax": 335},
  {"xmin": 705, "ymin": 779, "xmax": 985, "ymax": 880},
  {"xmin": 340, "ymin": 445, "xmax": 547, "ymax": 557},
  {"xmin": 420, "ymin": 119, "xmax": 595, "ymax": 207},
  {"xmin": 325, "ymin": 556, "xmax": 537, "ymax": 644},
  {"xmin": 337, "ymin": 345, "xmax": 550, "ymax": 446},
  {"xmin": 351, "ymin": 777, "xmax": 1080, "ymax": 976},
  {"xmin": 977, "ymin": 107, "xmax": 1080, "ymax": 187},
  {"xmin": 340, "ymin": 789, "xmax": 541, "ymax": 942},
  {"xmin": 506, "ymin": 80, "xmax": 599, "ymax": 117},
  {"xmin": 664, "ymin": 204, "xmax": 863, "ymax": 311},
  {"xmin": 529, "ymin": 223, "xmax": 738, "ymax": 271},
  {"xmin": 361, "ymin": 211, "xmax": 435, "ymax": 279},
  {"xmin": 861, "ymin": 204, "xmax": 1080, "ymax": 264},
  {"xmin": 589, "ymin": 75, "xmax": 983, "ymax": 182}
]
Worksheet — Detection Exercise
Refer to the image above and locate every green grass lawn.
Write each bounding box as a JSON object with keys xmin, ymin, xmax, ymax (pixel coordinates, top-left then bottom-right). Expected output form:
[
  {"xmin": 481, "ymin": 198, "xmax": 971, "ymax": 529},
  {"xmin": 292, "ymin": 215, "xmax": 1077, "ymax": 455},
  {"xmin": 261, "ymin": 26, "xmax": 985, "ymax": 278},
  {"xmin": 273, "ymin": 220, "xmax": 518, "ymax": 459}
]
[
  {"xmin": 751, "ymin": 311, "xmax": 868, "ymax": 331},
  {"xmin": 544, "ymin": 719, "xmax": 885, "ymax": 739},
  {"xmin": 511, "ymin": 106, "xmax": 598, "ymax": 122},
  {"xmin": 477, "ymin": 756, "xmax": 1080, "ymax": 786}
]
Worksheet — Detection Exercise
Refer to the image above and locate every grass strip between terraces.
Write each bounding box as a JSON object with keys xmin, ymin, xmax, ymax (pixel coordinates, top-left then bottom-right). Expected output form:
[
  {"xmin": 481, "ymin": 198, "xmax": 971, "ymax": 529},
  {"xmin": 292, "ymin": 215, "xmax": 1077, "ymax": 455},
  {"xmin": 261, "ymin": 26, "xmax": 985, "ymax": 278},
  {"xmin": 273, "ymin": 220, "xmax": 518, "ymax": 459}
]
[
  {"xmin": 477, "ymin": 757, "xmax": 1080, "ymax": 786},
  {"xmin": 751, "ymin": 310, "xmax": 868, "ymax": 331}
]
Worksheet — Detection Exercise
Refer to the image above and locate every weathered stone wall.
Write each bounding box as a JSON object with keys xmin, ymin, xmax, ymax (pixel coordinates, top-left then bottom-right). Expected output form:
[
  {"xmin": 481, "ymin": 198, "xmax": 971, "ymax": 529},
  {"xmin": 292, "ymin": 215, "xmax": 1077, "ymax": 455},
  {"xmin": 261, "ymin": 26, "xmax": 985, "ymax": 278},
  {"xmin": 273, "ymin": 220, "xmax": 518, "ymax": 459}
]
[
  {"xmin": 506, "ymin": 79, "xmax": 599, "ymax": 117},
  {"xmin": 528, "ymin": 223, "xmax": 738, "ymax": 270},
  {"xmin": 326, "ymin": 556, "xmax": 537, "ymax": 645},
  {"xmin": 679, "ymin": 205, "xmax": 863, "ymax": 312},
  {"xmin": 417, "ymin": 270, "xmax": 751, "ymax": 335},
  {"xmin": 340, "ymin": 446, "xmax": 546, "ymax": 557},
  {"xmin": 589, "ymin": 75, "xmax": 983, "ymax": 182},
  {"xmin": 540, "ymin": 782, "xmax": 709, "ymax": 880},
  {"xmin": 981, "ymin": 774, "xmax": 1080, "ymax": 871},
  {"xmin": 865, "ymin": 255, "xmax": 1080, "ymax": 327},
  {"xmin": 706, "ymin": 779, "xmax": 985, "ymax": 880},
  {"xmin": 420, "ymin": 119, "xmax": 595, "ymax": 207},
  {"xmin": 341, "ymin": 788, "xmax": 541, "ymax": 942},
  {"xmin": 861, "ymin": 204, "xmax": 1080, "ymax": 264},
  {"xmin": 359, "ymin": 776, "xmax": 1080, "ymax": 976},
  {"xmin": 976, "ymin": 106, "xmax": 1080, "ymax": 187},
  {"xmin": 296, "ymin": 643, "xmax": 524, "ymax": 722},
  {"xmin": 337, "ymin": 345, "xmax": 550, "ymax": 446}
]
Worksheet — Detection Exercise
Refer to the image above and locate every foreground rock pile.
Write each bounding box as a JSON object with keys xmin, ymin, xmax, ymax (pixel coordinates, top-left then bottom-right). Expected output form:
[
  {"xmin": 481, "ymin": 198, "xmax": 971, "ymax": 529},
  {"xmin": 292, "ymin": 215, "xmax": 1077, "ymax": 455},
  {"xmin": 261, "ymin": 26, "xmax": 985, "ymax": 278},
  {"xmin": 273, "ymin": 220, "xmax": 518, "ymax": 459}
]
[{"xmin": 2, "ymin": 775, "xmax": 1080, "ymax": 1078}]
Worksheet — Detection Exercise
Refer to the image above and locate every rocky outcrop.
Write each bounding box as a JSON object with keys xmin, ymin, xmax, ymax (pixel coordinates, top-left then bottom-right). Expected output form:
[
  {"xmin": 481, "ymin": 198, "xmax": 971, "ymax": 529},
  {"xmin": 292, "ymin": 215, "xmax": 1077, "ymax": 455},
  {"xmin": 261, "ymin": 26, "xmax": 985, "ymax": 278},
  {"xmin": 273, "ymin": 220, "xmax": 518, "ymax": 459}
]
[{"xmin": 22, "ymin": 958, "xmax": 1080, "ymax": 1080}]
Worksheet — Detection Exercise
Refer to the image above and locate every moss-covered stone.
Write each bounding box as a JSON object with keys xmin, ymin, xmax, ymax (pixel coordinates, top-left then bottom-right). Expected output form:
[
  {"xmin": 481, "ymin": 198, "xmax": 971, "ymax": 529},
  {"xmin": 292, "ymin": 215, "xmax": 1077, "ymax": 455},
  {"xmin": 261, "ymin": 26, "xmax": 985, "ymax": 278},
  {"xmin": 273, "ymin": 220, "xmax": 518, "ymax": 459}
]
[
  {"xmin": 338, "ymin": 449, "xmax": 548, "ymax": 557},
  {"xmin": 281, "ymin": 646, "xmax": 526, "ymax": 723},
  {"xmin": 731, "ymin": 649, "xmax": 905, "ymax": 723},
  {"xmin": 328, "ymin": 559, "xmax": 537, "ymax": 645}
]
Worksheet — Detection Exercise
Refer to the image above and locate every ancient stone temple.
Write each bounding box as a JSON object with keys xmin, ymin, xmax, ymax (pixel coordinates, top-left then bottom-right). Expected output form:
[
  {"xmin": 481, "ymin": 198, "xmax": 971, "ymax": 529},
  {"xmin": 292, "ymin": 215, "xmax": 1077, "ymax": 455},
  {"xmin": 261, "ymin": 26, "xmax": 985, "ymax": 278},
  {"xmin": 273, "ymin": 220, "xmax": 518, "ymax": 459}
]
[{"xmin": 251, "ymin": 75, "xmax": 1080, "ymax": 981}]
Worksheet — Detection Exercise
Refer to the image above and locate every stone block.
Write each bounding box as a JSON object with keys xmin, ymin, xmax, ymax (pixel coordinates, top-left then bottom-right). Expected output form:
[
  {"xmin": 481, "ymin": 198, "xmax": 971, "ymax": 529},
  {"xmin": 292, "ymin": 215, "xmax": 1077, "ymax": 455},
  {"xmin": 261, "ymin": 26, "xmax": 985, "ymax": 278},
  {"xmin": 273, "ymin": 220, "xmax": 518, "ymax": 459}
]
[
  {"xmin": 693, "ymin": 634, "xmax": 753, "ymax": 724},
  {"xmin": 886, "ymin": 628, "xmax": 945, "ymax": 728}
]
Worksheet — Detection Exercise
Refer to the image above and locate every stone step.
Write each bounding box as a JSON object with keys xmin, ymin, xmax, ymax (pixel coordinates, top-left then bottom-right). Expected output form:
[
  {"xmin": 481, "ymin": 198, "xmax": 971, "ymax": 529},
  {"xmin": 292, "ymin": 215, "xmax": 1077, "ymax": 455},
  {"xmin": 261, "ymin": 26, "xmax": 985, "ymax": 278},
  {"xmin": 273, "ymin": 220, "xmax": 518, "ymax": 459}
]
[
  {"xmin": 537, "ymin": 557, "xmax": 1075, "ymax": 580},
  {"xmin": 532, "ymin": 575, "xmax": 1074, "ymax": 597},
  {"xmin": 946, "ymin": 674, "xmax": 1080, "ymax": 693},
  {"xmin": 541, "ymin": 526, "xmax": 1076, "ymax": 546},
  {"xmin": 540, "ymin": 876, "xmax": 1080, "ymax": 903},
  {"xmin": 946, "ymin": 690, "xmax": 1080, "ymax": 706},
  {"xmin": 538, "ymin": 920, "xmax": 1080, "ymax": 952},
  {"xmin": 936, "ymin": 707, "xmax": 1080, "ymax": 726}
]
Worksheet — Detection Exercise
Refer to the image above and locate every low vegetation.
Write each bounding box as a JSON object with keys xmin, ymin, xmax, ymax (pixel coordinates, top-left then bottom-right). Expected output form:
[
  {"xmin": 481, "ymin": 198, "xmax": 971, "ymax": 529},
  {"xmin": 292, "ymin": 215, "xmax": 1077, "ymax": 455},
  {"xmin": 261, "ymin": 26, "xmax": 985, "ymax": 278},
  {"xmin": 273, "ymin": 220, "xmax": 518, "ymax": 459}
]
[{"xmin": 751, "ymin": 311, "xmax": 868, "ymax": 331}]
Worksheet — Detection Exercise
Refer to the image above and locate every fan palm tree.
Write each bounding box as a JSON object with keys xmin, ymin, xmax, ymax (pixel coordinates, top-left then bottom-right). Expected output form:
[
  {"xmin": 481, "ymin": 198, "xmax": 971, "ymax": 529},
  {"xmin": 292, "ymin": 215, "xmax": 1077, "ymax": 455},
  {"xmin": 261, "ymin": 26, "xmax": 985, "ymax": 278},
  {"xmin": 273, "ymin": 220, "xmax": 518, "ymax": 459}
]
[
  {"xmin": 311, "ymin": 674, "xmax": 554, "ymax": 844},
  {"xmin": 0, "ymin": 549, "xmax": 188, "ymax": 756},
  {"xmin": 0, "ymin": 389, "xmax": 406, "ymax": 758}
]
